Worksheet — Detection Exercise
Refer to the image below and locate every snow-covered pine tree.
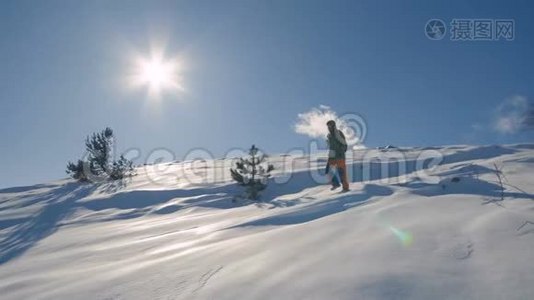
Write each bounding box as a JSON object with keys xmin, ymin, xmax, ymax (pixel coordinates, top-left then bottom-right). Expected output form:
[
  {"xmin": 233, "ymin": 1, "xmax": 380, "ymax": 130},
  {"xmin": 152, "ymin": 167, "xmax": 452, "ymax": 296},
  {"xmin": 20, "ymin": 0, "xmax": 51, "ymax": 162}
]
[
  {"xmin": 65, "ymin": 159, "xmax": 89, "ymax": 181},
  {"xmin": 85, "ymin": 127, "xmax": 114, "ymax": 176},
  {"xmin": 109, "ymin": 155, "xmax": 136, "ymax": 180},
  {"xmin": 230, "ymin": 145, "xmax": 274, "ymax": 200},
  {"xmin": 66, "ymin": 127, "xmax": 135, "ymax": 182}
]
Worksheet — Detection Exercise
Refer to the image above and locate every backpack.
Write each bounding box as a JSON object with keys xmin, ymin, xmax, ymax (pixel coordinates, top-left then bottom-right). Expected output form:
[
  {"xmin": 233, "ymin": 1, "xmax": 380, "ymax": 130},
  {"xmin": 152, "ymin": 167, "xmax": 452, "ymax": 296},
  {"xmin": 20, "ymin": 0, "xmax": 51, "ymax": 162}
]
[{"xmin": 338, "ymin": 130, "xmax": 348, "ymax": 153}]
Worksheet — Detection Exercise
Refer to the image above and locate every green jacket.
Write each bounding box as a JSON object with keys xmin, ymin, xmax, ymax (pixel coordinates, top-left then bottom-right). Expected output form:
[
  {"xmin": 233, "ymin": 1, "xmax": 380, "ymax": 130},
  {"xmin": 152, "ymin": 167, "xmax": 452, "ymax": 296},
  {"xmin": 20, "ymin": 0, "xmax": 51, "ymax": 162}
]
[{"xmin": 327, "ymin": 129, "xmax": 348, "ymax": 159}]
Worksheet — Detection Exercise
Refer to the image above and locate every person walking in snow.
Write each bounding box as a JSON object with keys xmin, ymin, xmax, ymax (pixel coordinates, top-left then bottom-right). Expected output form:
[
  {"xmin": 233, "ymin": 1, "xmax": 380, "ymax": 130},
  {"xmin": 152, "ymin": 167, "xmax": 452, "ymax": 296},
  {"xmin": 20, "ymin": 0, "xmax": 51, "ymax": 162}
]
[{"xmin": 326, "ymin": 120, "xmax": 350, "ymax": 192}]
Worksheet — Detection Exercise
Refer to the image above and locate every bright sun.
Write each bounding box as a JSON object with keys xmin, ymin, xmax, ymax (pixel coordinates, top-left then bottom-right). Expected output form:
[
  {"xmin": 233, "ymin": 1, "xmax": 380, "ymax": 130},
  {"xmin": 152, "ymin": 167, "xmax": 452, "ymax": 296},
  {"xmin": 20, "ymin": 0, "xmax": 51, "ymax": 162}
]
[{"xmin": 131, "ymin": 52, "xmax": 183, "ymax": 98}]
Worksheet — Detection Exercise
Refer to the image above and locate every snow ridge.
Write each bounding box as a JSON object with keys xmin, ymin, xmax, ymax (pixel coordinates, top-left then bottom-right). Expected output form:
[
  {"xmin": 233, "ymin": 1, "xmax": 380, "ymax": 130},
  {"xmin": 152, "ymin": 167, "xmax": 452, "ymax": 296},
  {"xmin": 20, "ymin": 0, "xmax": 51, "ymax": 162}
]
[{"xmin": 0, "ymin": 144, "xmax": 533, "ymax": 299}]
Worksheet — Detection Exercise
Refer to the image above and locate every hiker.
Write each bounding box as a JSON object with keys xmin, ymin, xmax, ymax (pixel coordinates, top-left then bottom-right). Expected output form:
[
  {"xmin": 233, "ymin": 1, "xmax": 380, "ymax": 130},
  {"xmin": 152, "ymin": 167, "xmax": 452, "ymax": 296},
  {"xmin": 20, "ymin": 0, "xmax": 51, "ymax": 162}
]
[{"xmin": 326, "ymin": 120, "xmax": 350, "ymax": 192}]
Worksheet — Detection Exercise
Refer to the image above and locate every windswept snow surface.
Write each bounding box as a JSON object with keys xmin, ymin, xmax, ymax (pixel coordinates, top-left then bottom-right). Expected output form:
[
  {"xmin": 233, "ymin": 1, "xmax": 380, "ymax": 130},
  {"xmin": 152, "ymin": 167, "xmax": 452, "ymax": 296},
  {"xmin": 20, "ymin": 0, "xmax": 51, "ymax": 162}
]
[{"xmin": 1, "ymin": 144, "xmax": 534, "ymax": 299}]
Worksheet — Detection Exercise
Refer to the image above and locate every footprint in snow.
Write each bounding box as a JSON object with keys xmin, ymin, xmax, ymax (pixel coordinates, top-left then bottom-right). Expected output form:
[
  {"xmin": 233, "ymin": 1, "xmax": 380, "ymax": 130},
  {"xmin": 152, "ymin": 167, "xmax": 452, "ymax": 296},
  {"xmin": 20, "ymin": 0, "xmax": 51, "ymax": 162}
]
[
  {"xmin": 451, "ymin": 241, "xmax": 474, "ymax": 260},
  {"xmin": 436, "ymin": 235, "xmax": 474, "ymax": 260},
  {"xmin": 192, "ymin": 266, "xmax": 223, "ymax": 293},
  {"xmin": 517, "ymin": 221, "xmax": 534, "ymax": 236}
]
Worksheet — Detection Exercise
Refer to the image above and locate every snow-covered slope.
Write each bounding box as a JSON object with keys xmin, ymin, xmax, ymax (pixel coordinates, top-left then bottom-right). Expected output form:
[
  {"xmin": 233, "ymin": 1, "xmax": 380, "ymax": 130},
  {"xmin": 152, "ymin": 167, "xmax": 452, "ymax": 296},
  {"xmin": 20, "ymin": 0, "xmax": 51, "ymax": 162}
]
[{"xmin": 1, "ymin": 144, "xmax": 534, "ymax": 299}]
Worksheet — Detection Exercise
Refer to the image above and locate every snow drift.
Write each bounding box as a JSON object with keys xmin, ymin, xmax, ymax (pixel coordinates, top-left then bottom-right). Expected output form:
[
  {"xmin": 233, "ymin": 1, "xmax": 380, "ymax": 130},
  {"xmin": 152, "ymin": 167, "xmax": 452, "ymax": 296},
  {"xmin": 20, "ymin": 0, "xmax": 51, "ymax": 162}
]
[{"xmin": 0, "ymin": 144, "xmax": 533, "ymax": 299}]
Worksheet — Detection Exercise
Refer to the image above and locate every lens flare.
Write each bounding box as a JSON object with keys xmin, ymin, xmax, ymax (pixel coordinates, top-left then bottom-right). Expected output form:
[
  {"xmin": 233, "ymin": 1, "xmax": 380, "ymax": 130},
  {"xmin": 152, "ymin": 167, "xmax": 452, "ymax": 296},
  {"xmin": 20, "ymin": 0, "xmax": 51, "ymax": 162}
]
[
  {"xmin": 377, "ymin": 215, "xmax": 414, "ymax": 247},
  {"xmin": 388, "ymin": 226, "xmax": 414, "ymax": 247}
]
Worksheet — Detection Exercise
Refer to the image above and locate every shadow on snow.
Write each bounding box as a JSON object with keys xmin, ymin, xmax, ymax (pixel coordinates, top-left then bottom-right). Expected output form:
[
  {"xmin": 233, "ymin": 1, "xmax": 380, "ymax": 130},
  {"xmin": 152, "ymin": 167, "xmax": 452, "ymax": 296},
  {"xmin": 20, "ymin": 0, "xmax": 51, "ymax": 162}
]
[{"xmin": 226, "ymin": 184, "xmax": 393, "ymax": 228}]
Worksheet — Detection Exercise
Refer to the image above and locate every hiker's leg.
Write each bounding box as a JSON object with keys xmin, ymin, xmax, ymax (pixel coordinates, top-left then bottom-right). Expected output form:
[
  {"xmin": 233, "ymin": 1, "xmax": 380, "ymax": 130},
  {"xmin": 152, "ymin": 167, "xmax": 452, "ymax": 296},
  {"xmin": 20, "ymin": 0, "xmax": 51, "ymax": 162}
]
[
  {"xmin": 332, "ymin": 170, "xmax": 340, "ymax": 187},
  {"xmin": 338, "ymin": 159, "xmax": 349, "ymax": 190},
  {"xmin": 328, "ymin": 160, "xmax": 340, "ymax": 187}
]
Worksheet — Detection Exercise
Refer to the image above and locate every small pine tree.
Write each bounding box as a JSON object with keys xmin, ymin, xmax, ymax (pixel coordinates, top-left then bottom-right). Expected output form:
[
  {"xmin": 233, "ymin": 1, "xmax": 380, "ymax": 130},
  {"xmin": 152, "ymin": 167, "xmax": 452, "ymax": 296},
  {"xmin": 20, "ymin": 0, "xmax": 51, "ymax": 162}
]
[
  {"xmin": 230, "ymin": 145, "xmax": 274, "ymax": 200},
  {"xmin": 66, "ymin": 127, "xmax": 135, "ymax": 182},
  {"xmin": 85, "ymin": 127, "xmax": 114, "ymax": 176},
  {"xmin": 109, "ymin": 155, "xmax": 136, "ymax": 180},
  {"xmin": 66, "ymin": 159, "xmax": 88, "ymax": 181}
]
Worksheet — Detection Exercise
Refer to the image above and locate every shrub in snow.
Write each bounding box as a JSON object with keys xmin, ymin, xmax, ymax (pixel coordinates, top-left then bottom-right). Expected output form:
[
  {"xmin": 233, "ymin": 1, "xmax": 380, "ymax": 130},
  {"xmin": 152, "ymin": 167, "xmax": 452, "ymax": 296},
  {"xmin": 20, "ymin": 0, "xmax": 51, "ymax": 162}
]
[
  {"xmin": 230, "ymin": 145, "xmax": 274, "ymax": 200},
  {"xmin": 65, "ymin": 159, "xmax": 89, "ymax": 181},
  {"xmin": 85, "ymin": 127, "xmax": 114, "ymax": 176},
  {"xmin": 66, "ymin": 127, "xmax": 135, "ymax": 182},
  {"xmin": 109, "ymin": 155, "xmax": 136, "ymax": 180}
]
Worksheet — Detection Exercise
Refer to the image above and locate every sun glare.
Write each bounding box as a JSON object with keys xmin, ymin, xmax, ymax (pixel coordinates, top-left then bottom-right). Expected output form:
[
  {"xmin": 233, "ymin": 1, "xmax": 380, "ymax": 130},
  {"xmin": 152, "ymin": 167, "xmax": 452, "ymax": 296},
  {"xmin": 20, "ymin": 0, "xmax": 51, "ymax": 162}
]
[{"xmin": 131, "ymin": 52, "xmax": 183, "ymax": 98}]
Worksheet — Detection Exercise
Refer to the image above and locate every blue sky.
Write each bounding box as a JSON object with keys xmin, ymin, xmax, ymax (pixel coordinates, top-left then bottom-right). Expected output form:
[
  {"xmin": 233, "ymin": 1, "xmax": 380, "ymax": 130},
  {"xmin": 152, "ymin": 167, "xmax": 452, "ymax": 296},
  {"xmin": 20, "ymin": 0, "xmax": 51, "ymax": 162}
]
[{"xmin": 1, "ymin": 0, "xmax": 533, "ymax": 188}]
